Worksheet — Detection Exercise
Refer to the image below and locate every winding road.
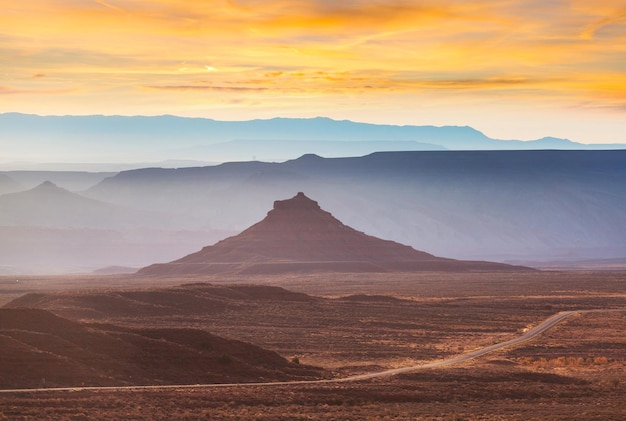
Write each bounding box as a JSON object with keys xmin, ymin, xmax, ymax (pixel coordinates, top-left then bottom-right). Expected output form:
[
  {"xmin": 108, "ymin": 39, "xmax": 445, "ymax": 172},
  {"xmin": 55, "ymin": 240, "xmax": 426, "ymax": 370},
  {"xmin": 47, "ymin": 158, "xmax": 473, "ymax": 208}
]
[{"xmin": 0, "ymin": 309, "xmax": 606, "ymax": 394}]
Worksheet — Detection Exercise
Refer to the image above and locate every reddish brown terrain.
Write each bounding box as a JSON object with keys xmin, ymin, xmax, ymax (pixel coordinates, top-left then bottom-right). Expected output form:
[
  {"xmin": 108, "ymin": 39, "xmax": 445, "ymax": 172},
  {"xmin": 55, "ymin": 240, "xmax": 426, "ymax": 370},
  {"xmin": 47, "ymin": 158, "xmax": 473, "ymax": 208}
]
[
  {"xmin": 0, "ymin": 272, "xmax": 625, "ymax": 420},
  {"xmin": 0, "ymin": 193, "xmax": 624, "ymax": 419},
  {"xmin": 139, "ymin": 192, "xmax": 529, "ymax": 275},
  {"xmin": 0, "ymin": 307, "xmax": 321, "ymax": 389}
]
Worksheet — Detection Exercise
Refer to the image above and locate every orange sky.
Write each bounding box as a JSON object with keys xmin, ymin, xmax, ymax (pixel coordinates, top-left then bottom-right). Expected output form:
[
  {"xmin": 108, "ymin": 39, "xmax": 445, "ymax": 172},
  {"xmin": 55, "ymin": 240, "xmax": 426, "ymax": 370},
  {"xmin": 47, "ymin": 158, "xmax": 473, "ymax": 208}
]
[{"xmin": 1, "ymin": 0, "xmax": 625, "ymax": 142}]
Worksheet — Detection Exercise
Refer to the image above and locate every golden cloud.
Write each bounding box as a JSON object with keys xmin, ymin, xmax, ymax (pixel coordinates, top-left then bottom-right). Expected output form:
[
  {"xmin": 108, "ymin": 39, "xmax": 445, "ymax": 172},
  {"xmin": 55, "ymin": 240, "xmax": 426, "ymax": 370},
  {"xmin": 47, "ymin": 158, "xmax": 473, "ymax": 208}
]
[{"xmin": 1, "ymin": 0, "xmax": 624, "ymax": 129}]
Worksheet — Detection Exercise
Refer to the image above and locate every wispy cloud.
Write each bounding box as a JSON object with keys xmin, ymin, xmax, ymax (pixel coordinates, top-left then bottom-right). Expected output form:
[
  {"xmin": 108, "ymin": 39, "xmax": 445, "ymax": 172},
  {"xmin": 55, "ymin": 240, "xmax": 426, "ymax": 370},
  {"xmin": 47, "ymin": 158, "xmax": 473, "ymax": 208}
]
[
  {"xmin": 581, "ymin": 12, "xmax": 626, "ymax": 39},
  {"xmin": 1, "ymin": 0, "xmax": 625, "ymax": 141},
  {"xmin": 144, "ymin": 85, "xmax": 269, "ymax": 92},
  {"xmin": 0, "ymin": 85, "xmax": 74, "ymax": 95},
  {"xmin": 94, "ymin": 0, "xmax": 125, "ymax": 13}
]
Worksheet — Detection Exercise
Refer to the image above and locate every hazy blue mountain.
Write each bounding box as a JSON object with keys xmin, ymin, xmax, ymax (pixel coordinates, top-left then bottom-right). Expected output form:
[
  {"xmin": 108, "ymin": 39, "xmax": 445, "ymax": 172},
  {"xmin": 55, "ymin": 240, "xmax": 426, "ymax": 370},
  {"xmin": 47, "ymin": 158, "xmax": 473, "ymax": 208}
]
[
  {"xmin": 2, "ymin": 150, "xmax": 625, "ymax": 273},
  {"xmin": 526, "ymin": 137, "xmax": 580, "ymax": 148},
  {"xmin": 0, "ymin": 174, "xmax": 23, "ymax": 195},
  {"xmin": 0, "ymin": 161, "xmax": 216, "ymax": 172},
  {"xmin": 1, "ymin": 114, "xmax": 623, "ymax": 168},
  {"xmin": 0, "ymin": 113, "xmax": 491, "ymax": 145},
  {"xmin": 0, "ymin": 181, "xmax": 142, "ymax": 228},
  {"xmin": 85, "ymin": 150, "xmax": 626, "ymax": 266},
  {"xmin": 0, "ymin": 226, "xmax": 231, "ymax": 274},
  {"xmin": 0, "ymin": 181, "xmax": 232, "ymax": 273},
  {"xmin": 0, "ymin": 181, "xmax": 172, "ymax": 229},
  {"xmin": 176, "ymin": 139, "xmax": 444, "ymax": 162},
  {"xmin": 3, "ymin": 171, "xmax": 116, "ymax": 191}
]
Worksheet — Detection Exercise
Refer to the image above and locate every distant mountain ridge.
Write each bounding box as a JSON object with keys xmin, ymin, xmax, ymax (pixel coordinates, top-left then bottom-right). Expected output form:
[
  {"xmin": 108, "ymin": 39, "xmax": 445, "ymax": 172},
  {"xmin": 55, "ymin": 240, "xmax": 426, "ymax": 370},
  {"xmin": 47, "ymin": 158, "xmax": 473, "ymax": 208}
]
[
  {"xmin": 0, "ymin": 181, "xmax": 169, "ymax": 229},
  {"xmin": 1, "ymin": 170, "xmax": 116, "ymax": 190},
  {"xmin": 1, "ymin": 150, "xmax": 625, "ymax": 273},
  {"xmin": 88, "ymin": 150, "xmax": 626, "ymax": 265},
  {"xmin": 0, "ymin": 181, "xmax": 229, "ymax": 273},
  {"xmin": 0, "ymin": 173, "xmax": 22, "ymax": 195},
  {"xmin": 1, "ymin": 113, "xmax": 623, "ymax": 168}
]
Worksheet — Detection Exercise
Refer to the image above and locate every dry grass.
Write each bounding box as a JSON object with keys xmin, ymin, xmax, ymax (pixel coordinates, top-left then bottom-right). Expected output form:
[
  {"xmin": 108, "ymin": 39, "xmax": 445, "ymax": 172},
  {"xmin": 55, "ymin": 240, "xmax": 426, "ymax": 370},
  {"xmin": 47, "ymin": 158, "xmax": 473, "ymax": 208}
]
[
  {"xmin": 1, "ymin": 270, "xmax": 625, "ymax": 419},
  {"xmin": 1, "ymin": 359, "xmax": 624, "ymax": 420},
  {"xmin": 3, "ymin": 270, "xmax": 626, "ymax": 304}
]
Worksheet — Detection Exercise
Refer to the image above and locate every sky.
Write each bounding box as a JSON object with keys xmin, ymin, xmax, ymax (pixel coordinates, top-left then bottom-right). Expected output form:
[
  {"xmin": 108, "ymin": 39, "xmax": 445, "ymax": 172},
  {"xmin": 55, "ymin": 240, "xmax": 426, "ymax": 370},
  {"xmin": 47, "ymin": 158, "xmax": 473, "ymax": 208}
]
[{"xmin": 1, "ymin": 0, "xmax": 626, "ymax": 143}]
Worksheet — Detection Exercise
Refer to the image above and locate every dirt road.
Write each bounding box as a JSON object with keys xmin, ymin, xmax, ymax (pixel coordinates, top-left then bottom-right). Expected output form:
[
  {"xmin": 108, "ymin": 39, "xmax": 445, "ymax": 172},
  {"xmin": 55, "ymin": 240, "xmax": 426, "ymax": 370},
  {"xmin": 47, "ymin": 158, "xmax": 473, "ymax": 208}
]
[{"xmin": 0, "ymin": 309, "xmax": 607, "ymax": 394}]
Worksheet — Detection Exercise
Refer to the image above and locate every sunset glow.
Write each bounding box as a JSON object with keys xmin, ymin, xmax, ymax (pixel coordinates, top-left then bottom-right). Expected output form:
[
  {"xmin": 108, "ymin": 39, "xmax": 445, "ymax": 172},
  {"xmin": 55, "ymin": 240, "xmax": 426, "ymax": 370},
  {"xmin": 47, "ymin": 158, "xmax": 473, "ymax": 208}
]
[{"xmin": 2, "ymin": 0, "xmax": 626, "ymax": 142}]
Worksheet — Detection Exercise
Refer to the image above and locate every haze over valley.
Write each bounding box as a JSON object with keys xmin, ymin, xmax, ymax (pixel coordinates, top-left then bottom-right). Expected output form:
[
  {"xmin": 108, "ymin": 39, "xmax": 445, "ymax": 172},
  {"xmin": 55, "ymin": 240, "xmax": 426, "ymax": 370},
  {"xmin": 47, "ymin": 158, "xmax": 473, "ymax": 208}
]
[
  {"xmin": 3, "ymin": 1, "xmax": 626, "ymax": 417},
  {"xmin": 1, "ymin": 150, "xmax": 624, "ymax": 274}
]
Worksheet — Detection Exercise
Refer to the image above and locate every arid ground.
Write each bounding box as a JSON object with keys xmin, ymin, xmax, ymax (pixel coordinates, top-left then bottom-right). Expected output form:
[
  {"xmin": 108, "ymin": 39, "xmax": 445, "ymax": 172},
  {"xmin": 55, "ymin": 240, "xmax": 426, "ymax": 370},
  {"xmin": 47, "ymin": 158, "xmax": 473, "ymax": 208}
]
[{"xmin": 1, "ymin": 271, "xmax": 625, "ymax": 420}]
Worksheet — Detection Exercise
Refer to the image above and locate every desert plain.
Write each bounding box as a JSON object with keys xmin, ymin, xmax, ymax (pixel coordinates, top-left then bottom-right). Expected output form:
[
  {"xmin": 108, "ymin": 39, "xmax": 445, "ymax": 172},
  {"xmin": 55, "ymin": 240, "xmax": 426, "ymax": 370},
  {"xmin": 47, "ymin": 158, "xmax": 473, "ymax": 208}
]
[{"xmin": 0, "ymin": 270, "xmax": 624, "ymax": 420}]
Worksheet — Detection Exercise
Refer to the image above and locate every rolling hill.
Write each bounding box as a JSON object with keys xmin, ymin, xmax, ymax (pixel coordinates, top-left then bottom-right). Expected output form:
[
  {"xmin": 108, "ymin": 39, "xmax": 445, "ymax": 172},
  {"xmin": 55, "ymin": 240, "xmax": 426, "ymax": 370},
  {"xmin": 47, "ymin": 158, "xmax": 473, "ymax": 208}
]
[
  {"xmin": 5, "ymin": 283, "xmax": 315, "ymax": 319},
  {"xmin": 0, "ymin": 306, "xmax": 321, "ymax": 389}
]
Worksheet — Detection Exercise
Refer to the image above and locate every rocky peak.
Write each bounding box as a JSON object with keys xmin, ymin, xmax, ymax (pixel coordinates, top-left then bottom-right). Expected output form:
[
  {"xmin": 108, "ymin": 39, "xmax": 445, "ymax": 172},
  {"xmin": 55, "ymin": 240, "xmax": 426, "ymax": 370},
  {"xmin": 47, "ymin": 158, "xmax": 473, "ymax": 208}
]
[
  {"xmin": 272, "ymin": 192, "xmax": 321, "ymax": 212},
  {"xmin": 36, "ymin": 180, "xmax": 59, "ymax": 189}
]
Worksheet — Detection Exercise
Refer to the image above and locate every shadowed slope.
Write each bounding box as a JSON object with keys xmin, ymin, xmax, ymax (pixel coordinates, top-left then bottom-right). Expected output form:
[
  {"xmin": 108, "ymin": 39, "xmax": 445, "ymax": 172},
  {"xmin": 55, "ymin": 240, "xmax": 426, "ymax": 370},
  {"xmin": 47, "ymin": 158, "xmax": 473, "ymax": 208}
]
[
  {"xmin": 0, "ymin": 307, "xmax": 320, "ymax": 389},
  {"xmin": 140, "ymin": 192, "xmax": 531, "ymax": 275},
  {"xmin": 5, "ymin": 283, "xmax": 314, "ymax": 319}
]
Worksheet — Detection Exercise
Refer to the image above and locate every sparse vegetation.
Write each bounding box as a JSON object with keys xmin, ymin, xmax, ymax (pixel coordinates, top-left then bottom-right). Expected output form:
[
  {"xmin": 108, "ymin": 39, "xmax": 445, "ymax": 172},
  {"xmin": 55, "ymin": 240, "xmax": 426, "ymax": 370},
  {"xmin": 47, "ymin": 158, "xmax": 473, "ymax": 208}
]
[
  {"xmin": 517, "ymin": 356, "xmax": 617, "ymax": 368},
  {"xmin": 1, "ymin": 271, "xmax": 625, "ymax": 419},
  {"xmin": 0, "ymin": 308, "xmax": 323, "ymax": 389},
  {"xmin": 218, "ymin": 353, "xmax": 233, "ymax": 365}
]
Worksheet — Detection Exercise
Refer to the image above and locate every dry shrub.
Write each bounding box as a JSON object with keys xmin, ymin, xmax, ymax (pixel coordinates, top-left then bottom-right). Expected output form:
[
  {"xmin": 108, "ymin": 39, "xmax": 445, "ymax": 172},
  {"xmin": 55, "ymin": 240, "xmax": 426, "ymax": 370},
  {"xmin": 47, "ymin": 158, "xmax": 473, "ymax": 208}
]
[
  {"xmin": 518, "ymin": 356, "xmax": 614, "ymax": 368},
  {"xmin": 592, "ymin": 356, "xmax": 609, "ymax": 365}
]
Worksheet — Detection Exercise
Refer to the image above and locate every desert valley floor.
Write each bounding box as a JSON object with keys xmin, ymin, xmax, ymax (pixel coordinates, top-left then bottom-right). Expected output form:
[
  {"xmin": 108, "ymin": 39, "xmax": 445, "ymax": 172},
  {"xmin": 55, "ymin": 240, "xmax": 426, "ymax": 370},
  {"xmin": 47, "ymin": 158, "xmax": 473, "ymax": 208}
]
[{"xmin": 1, "ymin": 271, "xmax": 625, "ymax": 420}]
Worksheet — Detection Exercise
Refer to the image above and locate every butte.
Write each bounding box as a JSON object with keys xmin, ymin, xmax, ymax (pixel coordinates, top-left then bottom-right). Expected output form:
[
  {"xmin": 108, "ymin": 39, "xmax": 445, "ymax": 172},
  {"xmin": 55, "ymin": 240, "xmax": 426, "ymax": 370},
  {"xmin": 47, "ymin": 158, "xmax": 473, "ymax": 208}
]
[{"xmin": 139, "ymin": 192, "xmax": 532, "ymax": 275}]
